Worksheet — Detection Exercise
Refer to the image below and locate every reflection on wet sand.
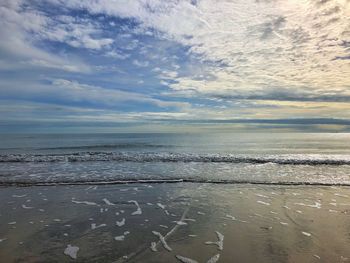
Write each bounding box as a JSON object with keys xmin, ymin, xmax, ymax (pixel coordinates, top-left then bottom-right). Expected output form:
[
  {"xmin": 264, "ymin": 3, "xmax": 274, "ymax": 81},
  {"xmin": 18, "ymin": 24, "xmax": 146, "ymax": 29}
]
[{"xmin": 0, "ymin": 183, "xmax": 350, "ymax": 262}]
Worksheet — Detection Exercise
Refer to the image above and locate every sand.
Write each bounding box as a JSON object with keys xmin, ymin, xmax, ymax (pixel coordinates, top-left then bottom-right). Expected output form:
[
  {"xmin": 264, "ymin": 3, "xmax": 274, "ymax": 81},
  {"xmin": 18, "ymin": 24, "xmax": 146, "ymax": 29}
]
[{"xmin": 0, "ymin": 182, "xmax": 350, "ymax": 262}]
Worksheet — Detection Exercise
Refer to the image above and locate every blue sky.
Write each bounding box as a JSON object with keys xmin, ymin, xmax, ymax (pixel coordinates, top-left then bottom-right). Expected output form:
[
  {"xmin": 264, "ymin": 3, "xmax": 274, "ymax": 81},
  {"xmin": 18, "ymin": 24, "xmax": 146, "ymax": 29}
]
[{"xmin": 0, "ymin": 0, "xmax": 349, "ymax": 132}]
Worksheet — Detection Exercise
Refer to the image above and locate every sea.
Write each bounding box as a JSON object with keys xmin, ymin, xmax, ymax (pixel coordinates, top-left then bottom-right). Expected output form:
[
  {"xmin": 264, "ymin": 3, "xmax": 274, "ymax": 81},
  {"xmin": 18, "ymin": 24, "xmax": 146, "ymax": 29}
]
[{"xmin": 0, "ymin": 133, "xmax": 349, "ymax": 186}]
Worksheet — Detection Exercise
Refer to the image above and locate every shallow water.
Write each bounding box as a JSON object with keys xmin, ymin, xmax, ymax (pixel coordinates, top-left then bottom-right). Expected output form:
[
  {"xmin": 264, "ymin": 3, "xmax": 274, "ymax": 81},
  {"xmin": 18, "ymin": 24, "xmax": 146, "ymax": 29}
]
[{"xmin": 0, "ymin": 133, "xmax": 350, "ymax": 185}]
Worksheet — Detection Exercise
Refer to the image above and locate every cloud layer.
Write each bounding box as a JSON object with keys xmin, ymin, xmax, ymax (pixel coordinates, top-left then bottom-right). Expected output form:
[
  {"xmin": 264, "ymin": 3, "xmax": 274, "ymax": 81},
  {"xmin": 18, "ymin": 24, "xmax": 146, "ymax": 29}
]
[{"xmin": 0, "ymin": 0, "xmax": 349, "ymax": 132}]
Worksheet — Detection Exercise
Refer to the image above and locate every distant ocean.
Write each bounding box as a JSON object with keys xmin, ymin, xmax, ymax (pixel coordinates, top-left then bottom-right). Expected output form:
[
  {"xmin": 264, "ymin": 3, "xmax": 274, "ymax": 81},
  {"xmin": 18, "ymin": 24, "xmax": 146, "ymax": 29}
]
[{"xmin": 0, "ymin": 133, "xmax": 349, "ymax": 186}]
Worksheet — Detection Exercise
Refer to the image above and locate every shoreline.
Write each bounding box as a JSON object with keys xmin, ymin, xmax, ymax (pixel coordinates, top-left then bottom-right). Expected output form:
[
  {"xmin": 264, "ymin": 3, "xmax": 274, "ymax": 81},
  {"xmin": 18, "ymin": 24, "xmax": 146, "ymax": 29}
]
[{"xmin": 2, "ymin": 179, "xmax": 350, "ymax": 187}]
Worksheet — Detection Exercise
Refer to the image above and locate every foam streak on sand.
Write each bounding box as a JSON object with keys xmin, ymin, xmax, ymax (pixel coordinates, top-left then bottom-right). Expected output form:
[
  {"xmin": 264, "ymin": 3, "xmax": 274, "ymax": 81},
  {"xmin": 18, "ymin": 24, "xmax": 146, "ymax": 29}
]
[
  {"xmin": 150, "ymin": 242, "xmax": 157, "ymax": 252},
  {"xmin": 152, "ymin": 231, "xmax": 172, "ymax": 251},
  {"xmin": 72, "ymin": 199, "xmax": 98, "ymax": 206},
  {"xmin": 91, "ymin": 223, "xmax": 106, "ymax": 230},
  {"xmin": 157, "ymin": 203, "xmax": 166, "ymax": 209},
  {"xmin": 205, "ymin": 231, "xmax": 224, "ymax": 251},
  {"xmin": 175, "ymin": 254, "xmax": 220, "ymax": 263},
  {"xmin": 116, "ymin": 218, "xmax": 125, "ymax": 227},
  {"xmin": 302, "ymin": 231, "xmax": 312, "ymax": 237},
  {"xmin": 175, "ymin": 255, "xmax": 198, "ymax": 263},
  {"xmin": 128, "ymin": 200, "xmax": 142, "ymax": 215},
  {"xmin": 114, "ymin": 235, "xmax": 125, "ymax": 241},
  {"xmin": 294, "ymin": 202, "xmax": 321, "ymax": 209},
  {"xmin": 102, "ymin": 198, "xmax": 115, "ymax": 206},
  {"xmin": 114, "ymin": 231, "xmax": 130, "ymax": 241},
  {"xmin": 173, "ymin": 221, "xmax": 188, "ymax": 225},
  {"xmin": 207, "ymin": 254, "xmax": 220, "ymax": 263},
  {"xmin": 150, "ymin": 207, "xmax": 190, "ymax": 254},
  {"xmin": 22, "ymin": 204, "xmax": 34, "ymax": 209},
  {"xmin": 64, "ymin": 245, "xmax": 79, "ymax": 259},
  {"xmin": 257, "ymin": 201, "xmax": 271, "ymax": 206}
]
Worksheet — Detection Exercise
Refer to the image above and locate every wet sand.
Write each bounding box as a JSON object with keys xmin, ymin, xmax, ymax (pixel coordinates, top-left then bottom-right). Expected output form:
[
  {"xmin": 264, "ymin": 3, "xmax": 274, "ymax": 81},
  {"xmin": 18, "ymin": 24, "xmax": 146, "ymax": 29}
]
[{"xmin": 0, "ymin": 183, "xmax": 350, "ymax": 262}]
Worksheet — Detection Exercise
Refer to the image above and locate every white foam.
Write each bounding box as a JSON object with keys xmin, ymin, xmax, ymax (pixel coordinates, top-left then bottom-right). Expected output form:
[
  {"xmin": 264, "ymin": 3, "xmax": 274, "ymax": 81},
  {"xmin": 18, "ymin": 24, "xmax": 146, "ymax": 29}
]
[
  {"xmin": 294, "ymin": 202, "xmax": 321, "ymax": 209},
  {"xmin": 301, "ymin": 231, "xmax": 311, "ymax": 237},
  {"xmin": 313, "ymin": 254, "xmax": 321, "ymax": 259},
  {"xmin": 129, "ymin": 200, "xmax": 142, "ymax": 215},
  {"xmin": 207, "ymin": 254, "xmax": 220, "ymax": 263},
  {"xmin": 102, "ymin": 198, "xmax": 115, "ymax": 206},
  {"xmin": 72, "ymin": 200, "xmax": 98, "ymax": 206},
  {"xmin": 226, "ymin": 215, "xmax": 236, "ymax": 220},
  {"xmin": 0, "ymin": 238, "xmax": 7, "ymax": 242},
  {"xmin": 22, "ymin": 204, "xmax": 34, "ymax": 209},
  {"xmin": 116, "ymin": 218, "xmax": 125, "ymax": 227},
  {"xmin": 8, "ymin": 222, "xmax": 16, "ymax": 225},
  {"xmin": 150, "ymin": 242, "xmax": 158, "ymax": 252},
  {"xmin": 173, "ymin": 221, "xmax": 187, "ymax": 225},
  {"xmin": 257, "ymin": 201, "xmax": 271, "ymax": 206},
  {"xmin": 64, "ymin": 245, "xmax": 79, "ymax": 259},
  {"xmin": 205, "ymin": 231, "xmax": 224, "ymax": 251},
  {"xmin": 114, "ymin": 235, "xmax": 125, "ymax": 241},
  {"xmin": 152, "ymin": 231, "xmax": 172, "ymax": 251},
  {"xmin": 280, "ymin": 222, "xmax": 288, "ymax": 226},
  {"xmin": 91, "ymin": 223, "xmax": 107, "ymax": 230},
  {"xmin": 175, "ymin": 255, "xmax": 198, "ymax": 263},
  {"xmin": 157, "ymin": 203, "xmax": 166, "ymax": 209},
  {"xmin": 12, "ymin": 194, "xmax": 26, "ymax": 198},
  {"xmin": 255, "ymin": 194, "xmax": 270, "ymax": 199}
]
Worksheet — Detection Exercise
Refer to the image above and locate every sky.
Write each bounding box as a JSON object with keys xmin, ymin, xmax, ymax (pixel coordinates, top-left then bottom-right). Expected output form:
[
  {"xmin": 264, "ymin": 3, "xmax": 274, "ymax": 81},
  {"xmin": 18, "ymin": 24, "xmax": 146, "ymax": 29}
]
[{"xmin": 0, "ymin": 0, "xmax": 349, "ymax": 133}]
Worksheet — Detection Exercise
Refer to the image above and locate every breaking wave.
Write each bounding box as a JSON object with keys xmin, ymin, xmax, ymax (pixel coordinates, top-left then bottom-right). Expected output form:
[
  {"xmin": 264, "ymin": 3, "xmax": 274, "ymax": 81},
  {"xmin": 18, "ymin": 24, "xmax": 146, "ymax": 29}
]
[{"xmin": 1, "ymin": 152, "xmax": 350, "ymax": 165}]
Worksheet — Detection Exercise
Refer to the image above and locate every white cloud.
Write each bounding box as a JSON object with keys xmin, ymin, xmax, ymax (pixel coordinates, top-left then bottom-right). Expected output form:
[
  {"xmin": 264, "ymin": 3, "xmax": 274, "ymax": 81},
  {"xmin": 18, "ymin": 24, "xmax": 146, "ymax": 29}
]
[
  {"xmin": 0, "ymin": 0, "xmax": 91, "ymax": 72},
  {"xmin": 0, "ymin": 78, "xmax": 189, "ymax": 109},
  {"xmin": 104, "ymin": 50, "xmax": 130, "ymax": 60},
  {"xmin": 52, "ymin": 0, "xmax": 350, "ymax": 102},
  {"xmin": 41, "ymin": 16, "xmax": 114, "ymax": 50},
  {"xmin": 132, "ymin": 59, "xmax": 150, "ymax": 67},
  {"xmin": 1, "ymin": 0, "xmax": 349, "ymax": 128}
]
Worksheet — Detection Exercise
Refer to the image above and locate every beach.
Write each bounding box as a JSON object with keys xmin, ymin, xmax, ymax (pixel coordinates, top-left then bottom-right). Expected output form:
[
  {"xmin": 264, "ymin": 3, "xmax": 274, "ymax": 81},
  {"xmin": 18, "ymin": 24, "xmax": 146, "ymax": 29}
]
[
  {"xmin": 1, "ymin": 182, "xmax": 350, "ymax": 262},
  {"xmin": 1, "ymin": 133, "xmax": 350, "ymax": 262},
  {"xmin": 1, "ymin": 0, "xmax": 350, "ymax": 261}
]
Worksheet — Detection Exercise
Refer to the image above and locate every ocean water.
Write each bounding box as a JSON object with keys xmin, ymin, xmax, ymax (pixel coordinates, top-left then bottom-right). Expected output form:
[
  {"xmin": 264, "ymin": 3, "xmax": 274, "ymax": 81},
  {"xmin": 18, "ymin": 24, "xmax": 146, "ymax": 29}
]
[{"xmin": 0, "ymin": 133, "xmax": 350, "ymax": 186}]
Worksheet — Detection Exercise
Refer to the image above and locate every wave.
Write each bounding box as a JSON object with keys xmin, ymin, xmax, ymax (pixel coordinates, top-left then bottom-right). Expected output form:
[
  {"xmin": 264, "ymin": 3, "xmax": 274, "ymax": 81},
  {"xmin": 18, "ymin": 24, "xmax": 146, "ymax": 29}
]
[{"xmin": 1, "ymin": 152, "xmax": 350, "ymax": 165}]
